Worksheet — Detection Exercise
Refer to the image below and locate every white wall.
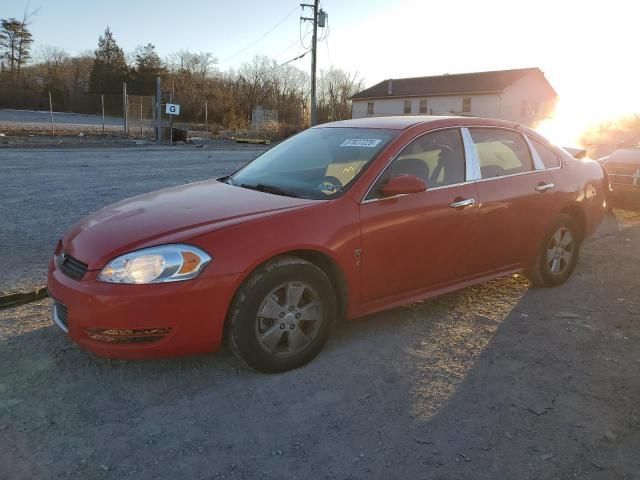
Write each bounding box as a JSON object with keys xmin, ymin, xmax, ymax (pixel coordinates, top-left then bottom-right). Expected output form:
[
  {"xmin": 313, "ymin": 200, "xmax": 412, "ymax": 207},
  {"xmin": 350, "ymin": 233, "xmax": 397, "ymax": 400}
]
[
  {"xmin": 497, "ymin": 72, "xmax": 557, "ymax": 126},
  {"xmin": 352, "ymin": 94, "xmax": 501, "ymax": 119}
]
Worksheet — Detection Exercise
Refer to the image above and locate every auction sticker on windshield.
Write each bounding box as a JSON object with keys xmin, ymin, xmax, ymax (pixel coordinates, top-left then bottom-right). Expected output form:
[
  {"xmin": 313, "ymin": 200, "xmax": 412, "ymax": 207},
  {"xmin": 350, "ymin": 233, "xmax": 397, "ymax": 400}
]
[{"xmin": 340, "ymin": 138, "xmax": 382, "ymax": 148}]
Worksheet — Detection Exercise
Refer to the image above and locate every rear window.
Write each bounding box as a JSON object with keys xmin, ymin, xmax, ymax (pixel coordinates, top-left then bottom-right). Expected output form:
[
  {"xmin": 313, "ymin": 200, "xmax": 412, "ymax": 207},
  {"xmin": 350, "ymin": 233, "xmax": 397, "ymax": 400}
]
[
  {"xmin": 530, "ymin": 137, "xmax": 561, "ymax": 169},
  {"xmin": 469, "ymin": 128, "xmax": 534, "ymax": 178}
]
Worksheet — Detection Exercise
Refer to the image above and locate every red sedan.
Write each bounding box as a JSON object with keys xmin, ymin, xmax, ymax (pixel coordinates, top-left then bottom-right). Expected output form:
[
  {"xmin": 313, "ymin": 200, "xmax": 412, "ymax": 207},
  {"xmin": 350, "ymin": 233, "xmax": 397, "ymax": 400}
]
[{"xmin": 48, "ymin": 116, "xmax": 607, "ymax": 372}]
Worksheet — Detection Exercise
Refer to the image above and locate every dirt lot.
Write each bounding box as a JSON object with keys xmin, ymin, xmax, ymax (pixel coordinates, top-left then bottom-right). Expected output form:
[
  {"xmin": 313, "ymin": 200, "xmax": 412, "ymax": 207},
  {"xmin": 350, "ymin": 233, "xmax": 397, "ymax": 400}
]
[
  {"xmin": 1, "ymin": 211, "xmax": 639, "ymax": 479},
  {"xmin": 0, "ymin": 145, "xmax": 266, "ymax": 295}
]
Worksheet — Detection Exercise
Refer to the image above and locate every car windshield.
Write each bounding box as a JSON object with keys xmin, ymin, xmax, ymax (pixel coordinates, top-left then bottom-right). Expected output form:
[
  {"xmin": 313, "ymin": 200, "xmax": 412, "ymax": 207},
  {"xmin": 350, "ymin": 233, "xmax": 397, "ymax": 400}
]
[{"xmin": 229, "ymin": 127, "xmax": 398, "ymax": 199}]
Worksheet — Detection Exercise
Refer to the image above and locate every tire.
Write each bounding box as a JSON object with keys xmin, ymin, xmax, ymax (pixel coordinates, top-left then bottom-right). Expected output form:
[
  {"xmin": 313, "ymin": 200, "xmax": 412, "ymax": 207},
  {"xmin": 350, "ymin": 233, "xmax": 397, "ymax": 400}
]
[
  {"xmin": 226, "ymin": 256, "xmax": 337, "ymax": 373},
  {"xmin": 528, "ymin": 214, "xmax": 581, "ymax": 287}
]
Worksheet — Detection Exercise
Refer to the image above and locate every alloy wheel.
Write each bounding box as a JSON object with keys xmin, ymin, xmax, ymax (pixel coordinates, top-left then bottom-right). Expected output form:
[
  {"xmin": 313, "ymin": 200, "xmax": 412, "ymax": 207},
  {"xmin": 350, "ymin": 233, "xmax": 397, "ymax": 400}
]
[
  {"xmin": 255, "ymin": 281, "xmax": 323, "ymax": 357},
  {"xmin": 546, "ymin": 227, "xmax": 574, "ymax": 275}
]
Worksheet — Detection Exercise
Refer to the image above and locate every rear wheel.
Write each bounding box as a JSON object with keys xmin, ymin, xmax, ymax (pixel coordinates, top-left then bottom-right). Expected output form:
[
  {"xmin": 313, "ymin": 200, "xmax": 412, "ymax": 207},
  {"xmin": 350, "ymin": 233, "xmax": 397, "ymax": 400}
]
[
  {"xmin": 528, "ymin": 214, "xmax": 581, "ymax": 287},
  {"xmin": 227, "ymin": 256, "xmax": 336, "ymax": 373}
]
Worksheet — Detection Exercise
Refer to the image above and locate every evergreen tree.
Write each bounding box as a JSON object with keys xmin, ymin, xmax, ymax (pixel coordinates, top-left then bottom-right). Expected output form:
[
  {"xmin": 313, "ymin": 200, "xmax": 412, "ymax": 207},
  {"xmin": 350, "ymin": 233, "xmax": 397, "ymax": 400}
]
[
  {"xmin": 89, "ymin": 27, "xmax": 128, "ymax": 94},
  {"xmin": 131, "ymin": 43, "xmax": 165, "ymax": 94},
  {"xmin": 0, "ymin": 16, "xmax": 34, "ymax": 82}
]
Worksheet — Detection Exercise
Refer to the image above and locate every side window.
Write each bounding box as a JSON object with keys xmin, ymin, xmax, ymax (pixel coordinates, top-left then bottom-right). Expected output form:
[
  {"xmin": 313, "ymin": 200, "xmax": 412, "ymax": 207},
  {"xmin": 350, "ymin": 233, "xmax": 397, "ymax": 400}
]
[
  {"xmin": 530, "ymin": 137, "xmax": 561, "ymax": 169},
  {"xmin": 366, "ymin": 129, "xmax": 466, "ymax": 200},
  {"xmin": 469, "ymin": 128, "xmax": 534, "ymax": 178}
]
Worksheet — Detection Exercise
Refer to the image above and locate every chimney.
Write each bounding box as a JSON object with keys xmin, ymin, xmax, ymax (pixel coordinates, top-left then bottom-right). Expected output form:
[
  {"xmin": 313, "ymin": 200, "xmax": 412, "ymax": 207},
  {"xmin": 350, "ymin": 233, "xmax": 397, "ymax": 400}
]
[{"xmin": 387, "ymin": 79, "xmax": 393, "ymax": 95}]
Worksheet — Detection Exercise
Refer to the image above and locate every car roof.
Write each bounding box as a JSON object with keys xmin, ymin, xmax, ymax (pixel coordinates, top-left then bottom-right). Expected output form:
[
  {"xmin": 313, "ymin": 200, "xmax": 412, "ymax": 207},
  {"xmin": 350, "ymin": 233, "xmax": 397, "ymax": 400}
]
[{"xmin": 316, "ymin": 115, "xmax": 526, "ymax": 131}]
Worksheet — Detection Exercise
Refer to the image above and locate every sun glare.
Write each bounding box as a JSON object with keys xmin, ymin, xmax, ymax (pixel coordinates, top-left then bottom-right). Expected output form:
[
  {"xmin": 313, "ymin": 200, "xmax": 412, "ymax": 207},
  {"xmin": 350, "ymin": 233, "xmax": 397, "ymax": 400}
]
[{"xmin": 536, "ymin": 73, "xmax": 640, "ymax": 149}]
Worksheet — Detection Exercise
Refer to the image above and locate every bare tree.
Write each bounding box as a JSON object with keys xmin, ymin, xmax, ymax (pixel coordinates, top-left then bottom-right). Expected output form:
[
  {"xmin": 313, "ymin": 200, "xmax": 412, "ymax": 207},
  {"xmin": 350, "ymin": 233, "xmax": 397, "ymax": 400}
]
[
  {"xmin": 318, "ymin": 67, "xmax": 363, "ymax": 122},
  {"xmin": 238, "ymin": 55, "xmax": 277, "ymax": 119}
]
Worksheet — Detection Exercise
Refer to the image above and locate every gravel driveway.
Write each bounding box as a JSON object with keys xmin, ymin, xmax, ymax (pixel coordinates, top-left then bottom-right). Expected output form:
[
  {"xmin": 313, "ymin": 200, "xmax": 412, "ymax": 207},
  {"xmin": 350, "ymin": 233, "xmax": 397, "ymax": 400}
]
[
  {"xmin": 0, "ymin": 146, "xmax": 265, "ymax": 294},
  {"xmin": 1, "ymin": 212, "xmax": 639, "ymax": 479},
  {"xmin": 0, "ymin": 108, "xmax": 125, "ymax": 126}
]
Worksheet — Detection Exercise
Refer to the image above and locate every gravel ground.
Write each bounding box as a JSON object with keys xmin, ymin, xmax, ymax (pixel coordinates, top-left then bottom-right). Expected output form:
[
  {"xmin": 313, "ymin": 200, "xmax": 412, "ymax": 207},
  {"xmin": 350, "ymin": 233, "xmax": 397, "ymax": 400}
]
[
  {"xmin": 1, "ymin": 211, "xmax": 639, "ymax": 479},
  {"xmin": 0, "ymin": 109, "xmax": 125, "ymax": 127},
  {"xmin": 0, "ymin": 146, "xmax": 266, "ymax": 295}
]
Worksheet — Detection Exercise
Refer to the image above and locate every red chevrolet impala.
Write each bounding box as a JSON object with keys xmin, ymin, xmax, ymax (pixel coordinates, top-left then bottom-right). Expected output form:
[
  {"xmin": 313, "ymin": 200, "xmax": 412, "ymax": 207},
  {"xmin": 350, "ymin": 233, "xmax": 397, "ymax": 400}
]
[{"xmin": 48, "ymin": 116, "xmax": 607, "ymax": 372}]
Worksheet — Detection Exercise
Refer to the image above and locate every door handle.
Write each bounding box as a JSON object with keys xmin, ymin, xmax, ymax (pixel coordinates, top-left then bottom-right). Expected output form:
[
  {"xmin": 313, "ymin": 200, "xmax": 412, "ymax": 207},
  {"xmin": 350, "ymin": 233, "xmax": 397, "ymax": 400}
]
[
  {"xmin": 449, "ymin": 198, "xmax": 475, "ymax": 209},
  {"xmin": 535, "ymin": 183, "xmax": 555, "ymax": 192}
]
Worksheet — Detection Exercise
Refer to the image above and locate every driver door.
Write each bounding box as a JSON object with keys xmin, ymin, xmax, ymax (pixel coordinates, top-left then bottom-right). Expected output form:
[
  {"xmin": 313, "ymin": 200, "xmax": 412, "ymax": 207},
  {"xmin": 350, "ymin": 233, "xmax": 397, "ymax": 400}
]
[{"xmin": 359, "ymin": 128, "xmax": 479, "ymax": 304}]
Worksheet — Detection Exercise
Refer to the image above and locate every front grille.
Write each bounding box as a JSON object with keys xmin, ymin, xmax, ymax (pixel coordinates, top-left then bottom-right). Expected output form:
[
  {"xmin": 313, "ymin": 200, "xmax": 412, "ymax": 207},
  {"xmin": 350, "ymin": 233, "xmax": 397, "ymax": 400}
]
[
  {"xmin": 606, "ymin": 165, "xmax": 637, "ymax": 176},
  {"xmin": 54, "ymin": 301, "xmax": 68, "ymax": 330},
  {"xmin": 606, "ymin": 164, "xmax": 639, "ymax": 187},
  {"xmin": 59, "ymin": 254, "xmax": 88, "ymax": 280}
]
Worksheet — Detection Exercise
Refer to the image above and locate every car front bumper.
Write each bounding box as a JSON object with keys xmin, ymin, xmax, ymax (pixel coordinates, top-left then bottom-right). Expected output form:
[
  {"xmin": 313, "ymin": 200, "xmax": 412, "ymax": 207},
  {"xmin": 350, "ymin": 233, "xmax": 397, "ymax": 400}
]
[
  {"xmin": 47, "ymin": 258, "xmax": 239, "ymax": 359},
  {"xmin": 610, "ymin": 184, "xmax": 640, "ymax": 209}
]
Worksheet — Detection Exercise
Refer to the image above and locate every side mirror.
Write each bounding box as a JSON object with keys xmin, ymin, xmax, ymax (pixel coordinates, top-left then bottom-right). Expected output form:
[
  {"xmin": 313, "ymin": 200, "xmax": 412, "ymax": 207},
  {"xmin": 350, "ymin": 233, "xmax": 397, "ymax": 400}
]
[{"xmin": 381, "ymin": 174, "xmax": 427, "ymax": 197}]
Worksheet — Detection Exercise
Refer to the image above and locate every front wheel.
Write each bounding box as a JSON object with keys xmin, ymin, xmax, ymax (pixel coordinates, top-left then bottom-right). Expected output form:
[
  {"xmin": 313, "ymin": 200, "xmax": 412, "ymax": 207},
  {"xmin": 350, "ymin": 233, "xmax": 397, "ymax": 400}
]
[
  {"xmin": 528, "ymin": 214, "xmax": 581, "ymax": 287},
  {"xmin": 226, "ymin": 256, "xmax": 337, "ymax": 373}
]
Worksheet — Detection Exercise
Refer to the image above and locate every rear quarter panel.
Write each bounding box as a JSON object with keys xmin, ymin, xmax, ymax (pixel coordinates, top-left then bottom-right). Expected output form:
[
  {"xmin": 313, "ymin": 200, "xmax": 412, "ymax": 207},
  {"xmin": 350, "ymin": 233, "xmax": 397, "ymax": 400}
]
[{"xmin": 552, "ymin": 151, "xmax": 607, "ymax": 237}]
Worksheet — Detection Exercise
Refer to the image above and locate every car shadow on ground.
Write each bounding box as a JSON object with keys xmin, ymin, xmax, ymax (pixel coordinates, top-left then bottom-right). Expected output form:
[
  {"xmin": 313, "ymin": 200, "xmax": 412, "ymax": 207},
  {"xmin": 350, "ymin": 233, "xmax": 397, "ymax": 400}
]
[{"xmin": 1, "ymin": 213, "xmax": 639, "ymax": 479}]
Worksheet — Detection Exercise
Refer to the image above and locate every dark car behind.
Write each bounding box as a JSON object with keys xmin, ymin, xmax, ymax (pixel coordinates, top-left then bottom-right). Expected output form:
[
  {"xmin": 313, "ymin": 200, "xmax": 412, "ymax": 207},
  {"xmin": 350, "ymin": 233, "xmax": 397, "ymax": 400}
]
[{"xmin": 598, "ymin": 147, "xmax": 640, "ymax": 210}]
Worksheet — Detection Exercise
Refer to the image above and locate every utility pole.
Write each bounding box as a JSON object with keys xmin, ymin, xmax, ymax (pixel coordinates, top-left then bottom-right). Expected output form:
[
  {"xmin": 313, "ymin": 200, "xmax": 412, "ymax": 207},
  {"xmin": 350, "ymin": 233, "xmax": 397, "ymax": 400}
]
[
  {"xmin": 122, "ymin": 81, "xmax": 128, "ymax": 135},
  {"xmin": 301, "ymin": 1, "xmax": 326, "ymax": 126},
  {"xmin": 155, "ymin": 77, "xmax": 161, "ymax": 144}
]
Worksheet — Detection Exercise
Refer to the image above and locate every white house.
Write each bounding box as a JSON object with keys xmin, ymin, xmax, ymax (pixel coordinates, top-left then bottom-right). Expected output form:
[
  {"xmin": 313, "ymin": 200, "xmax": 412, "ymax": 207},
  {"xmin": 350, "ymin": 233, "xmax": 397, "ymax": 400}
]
[{"xmin": 351, "ymin": 68, "xmax": 557, "ymax": 127}]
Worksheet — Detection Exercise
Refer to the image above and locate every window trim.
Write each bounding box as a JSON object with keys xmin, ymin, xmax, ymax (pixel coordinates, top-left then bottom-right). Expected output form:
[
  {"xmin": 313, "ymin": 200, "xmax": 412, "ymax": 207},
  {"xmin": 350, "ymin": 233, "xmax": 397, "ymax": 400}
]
[
  {"xmin": 464, "ymin": 126, "xmax": 550, "ymax": 181},
  {"xmin": 403, "ymin": 99, "xmax": 412, "ymax": 114},
  {"xmin": 360, "ymin": 125, "xmax": 563, "ymax": 204},
  {"xmin": 361, "ymin": 127, "xmax": 472, "ymax": 204},
  {"xmin": 526, "ymin": 135, "xmax": 562, "ymax": 171}
]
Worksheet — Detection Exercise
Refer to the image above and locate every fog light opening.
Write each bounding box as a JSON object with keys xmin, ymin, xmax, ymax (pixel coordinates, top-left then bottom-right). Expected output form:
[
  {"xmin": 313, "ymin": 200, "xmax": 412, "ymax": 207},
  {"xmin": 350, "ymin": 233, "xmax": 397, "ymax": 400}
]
[{"xmin": 85, "ymin": 328, "xmax": 171, "ymax": 344}]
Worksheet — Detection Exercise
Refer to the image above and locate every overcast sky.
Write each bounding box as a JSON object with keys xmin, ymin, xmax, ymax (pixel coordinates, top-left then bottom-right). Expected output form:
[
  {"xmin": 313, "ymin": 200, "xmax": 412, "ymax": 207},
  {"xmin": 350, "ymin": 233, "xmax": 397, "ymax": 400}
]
[{"xmin": 5, "ymin": 0, "xmax": 639, "ymax": 142}]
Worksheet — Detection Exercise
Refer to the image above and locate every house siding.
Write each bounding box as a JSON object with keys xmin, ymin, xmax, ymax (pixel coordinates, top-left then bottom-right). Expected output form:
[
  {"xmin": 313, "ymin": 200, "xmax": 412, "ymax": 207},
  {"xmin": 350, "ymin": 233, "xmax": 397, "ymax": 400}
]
[
  {"xmin": 353, "ymin": 94, "xmax": 501, "ymax": 119},
  {"xmin": 352, "ymin": 72, "xmax": 556, "ymax": 127},
  {"xmin": 499, "ymin": 71, "xmax": 557, "ymax": 126}
]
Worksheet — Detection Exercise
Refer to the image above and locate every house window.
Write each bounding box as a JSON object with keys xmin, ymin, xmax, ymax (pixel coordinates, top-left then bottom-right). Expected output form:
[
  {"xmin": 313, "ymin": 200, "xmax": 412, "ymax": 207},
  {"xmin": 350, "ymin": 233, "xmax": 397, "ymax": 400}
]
[
  {"xmin": 419, "ymin": 99, "xmax": 428, "ymax": 114},
  {"xmin": 462, "ymin": 97, "xmax": 472, "ymax": 114},
  {"xmin": 367, "ymin": 102, "xmax": 374, "ymax": 115},
  {"xmin": 403, "ymin": 100, "xmax": 412, "ymax": 114}
]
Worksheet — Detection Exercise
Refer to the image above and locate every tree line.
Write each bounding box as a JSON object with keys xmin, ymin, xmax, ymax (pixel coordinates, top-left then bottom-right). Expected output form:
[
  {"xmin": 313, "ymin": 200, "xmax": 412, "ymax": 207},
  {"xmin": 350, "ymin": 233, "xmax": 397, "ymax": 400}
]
[{"xmin": 0, "ymin": 20, "xmax": 363, "ymax": 129}]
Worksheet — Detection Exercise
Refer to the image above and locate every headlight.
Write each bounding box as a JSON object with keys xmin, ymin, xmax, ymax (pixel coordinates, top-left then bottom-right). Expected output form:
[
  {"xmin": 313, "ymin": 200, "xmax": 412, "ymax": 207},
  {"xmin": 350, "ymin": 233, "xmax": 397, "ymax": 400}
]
[{"xmin": 97, "ymin": 244, "xmax": 211, "ymax": 284}]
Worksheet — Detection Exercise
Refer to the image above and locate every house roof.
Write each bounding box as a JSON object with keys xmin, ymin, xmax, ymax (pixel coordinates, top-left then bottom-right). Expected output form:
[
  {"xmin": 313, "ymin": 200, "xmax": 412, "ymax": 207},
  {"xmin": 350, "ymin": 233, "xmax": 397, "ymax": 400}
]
[{"xmin": 351, "ymin": 68, "xmax": 557, "ymax": 100}]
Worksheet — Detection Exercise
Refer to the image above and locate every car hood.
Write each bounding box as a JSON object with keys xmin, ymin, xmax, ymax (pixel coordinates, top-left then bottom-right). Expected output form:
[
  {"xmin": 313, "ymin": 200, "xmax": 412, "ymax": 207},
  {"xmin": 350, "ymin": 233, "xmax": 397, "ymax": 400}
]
[
  {"xmin": 599, "ymin": 148, "xmax": 640, "ymax": 167},
  {"xmin": 62, "ymin": 179, "xmax": 317, "ymax": 269}
]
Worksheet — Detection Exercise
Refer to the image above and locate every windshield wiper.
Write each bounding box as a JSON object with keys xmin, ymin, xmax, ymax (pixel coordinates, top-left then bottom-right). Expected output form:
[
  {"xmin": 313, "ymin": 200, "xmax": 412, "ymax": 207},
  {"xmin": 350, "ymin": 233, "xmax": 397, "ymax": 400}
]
[{"xmin": 239, "ymin": 183, "xmax": 300, "ymax": 198}]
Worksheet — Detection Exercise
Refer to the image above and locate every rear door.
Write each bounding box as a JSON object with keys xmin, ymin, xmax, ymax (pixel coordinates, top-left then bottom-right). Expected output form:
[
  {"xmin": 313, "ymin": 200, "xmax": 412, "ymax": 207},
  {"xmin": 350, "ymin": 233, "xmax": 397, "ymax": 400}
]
[{"xmin": 468, "ymin": 127, "xmax": 558, "ymax": 274}]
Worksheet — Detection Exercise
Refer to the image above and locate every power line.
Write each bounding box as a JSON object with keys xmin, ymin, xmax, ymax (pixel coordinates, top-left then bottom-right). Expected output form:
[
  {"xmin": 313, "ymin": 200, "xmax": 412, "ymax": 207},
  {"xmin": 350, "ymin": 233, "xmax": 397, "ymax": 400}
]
[
  {"xmin": 218, "ymin": 5, "xmax": 299, "ymax": 64},
  {"xmin": 268, "ymin": 50, "xmax": 311, "ymax": 73},
  {"xmin": 299, "ymin": 17, "xmax": 312, "ymax": 50}
]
